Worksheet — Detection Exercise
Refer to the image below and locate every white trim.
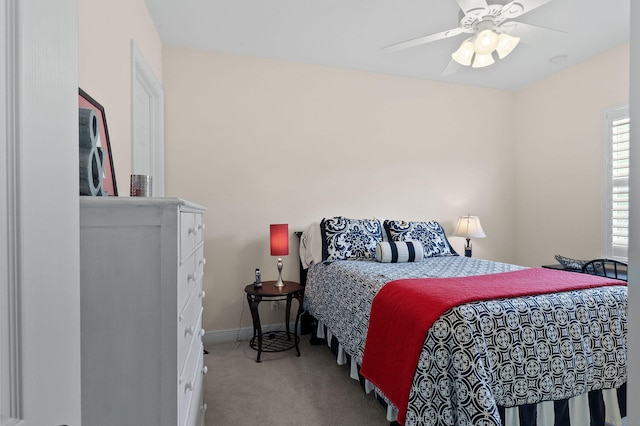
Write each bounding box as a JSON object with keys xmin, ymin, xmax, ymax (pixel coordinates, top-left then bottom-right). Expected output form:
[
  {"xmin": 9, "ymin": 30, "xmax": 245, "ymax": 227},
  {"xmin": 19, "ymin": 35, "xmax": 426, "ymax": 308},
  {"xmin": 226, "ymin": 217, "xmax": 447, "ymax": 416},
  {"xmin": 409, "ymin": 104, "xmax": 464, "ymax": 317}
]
[
  {"xmin": 601, "ymin": 105, "xmax": 610, "ymax": 258},
  {"xmin": 130, "ymin": 41, "xmax": 165, "ymax": 196},
  {"xmin": 1, "ymin": 0, "xmax": 23, "ymax": 423},
  {"xmin": 602, "ymin": 104, "xmax": 630, "ymax": 261},
  {"xmin": 9, "ymin": 0, "xmax": 81, "ymax": 421}
]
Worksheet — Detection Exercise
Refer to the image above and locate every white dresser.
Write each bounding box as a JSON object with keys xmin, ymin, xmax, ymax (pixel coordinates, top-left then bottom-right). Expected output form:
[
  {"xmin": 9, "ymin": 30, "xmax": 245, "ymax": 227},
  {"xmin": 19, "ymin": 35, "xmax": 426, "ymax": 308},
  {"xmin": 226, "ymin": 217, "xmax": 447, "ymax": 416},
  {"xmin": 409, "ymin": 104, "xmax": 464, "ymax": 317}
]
[{"xmin": 80, "ymin": 197, "xmax": 207, "ymax": 426}]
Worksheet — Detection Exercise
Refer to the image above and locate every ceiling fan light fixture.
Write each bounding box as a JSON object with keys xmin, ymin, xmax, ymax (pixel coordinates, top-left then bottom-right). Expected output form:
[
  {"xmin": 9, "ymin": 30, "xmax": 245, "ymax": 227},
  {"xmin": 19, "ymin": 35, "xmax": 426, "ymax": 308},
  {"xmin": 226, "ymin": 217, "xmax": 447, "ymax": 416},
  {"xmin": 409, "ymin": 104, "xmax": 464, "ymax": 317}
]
[
  {"xmin": 495, "ymin": 33, "xmax": 520, "ymax": 59},
  {"xmin": 473, "ymin": 29, "xmax": 499, "ymax": 55},
  {"xmin": 452, "ymin": 40, "xmax": 475, "ymax": 66},
  {"xmin": 472, "ymin": 53, "xmax": 495, "ymax": 68},
  {"xmin": 383, "ymin": 0, "xmax": 558, "ymax": 75}
]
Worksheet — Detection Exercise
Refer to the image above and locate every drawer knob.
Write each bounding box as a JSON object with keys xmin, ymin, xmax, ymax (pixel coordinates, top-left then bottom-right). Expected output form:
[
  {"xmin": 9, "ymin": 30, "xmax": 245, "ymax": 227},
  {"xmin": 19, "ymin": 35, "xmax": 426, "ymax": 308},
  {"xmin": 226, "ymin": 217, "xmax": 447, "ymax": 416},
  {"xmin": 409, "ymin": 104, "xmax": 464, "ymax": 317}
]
[
  {"xmin": 199, "ymin": 258, "xmax": 207, "ymax": 266},
  {"xmin": 202, "ymin": 366, "xmax": 208, "ymax": 375},
  {"xmin": 197, "ymin": 223, "xmax": 205, "ymax": 231},
  {"xmin": 188, "ymin": 227, "xmax": 196, "ymax": 235},
  {"xmin": 200, "ymin": 328, "xmax": 205, "ymax": 337},
  {"xmin": 201, "ymin": 403, "xmax": 208, "ymax": 413},
  {"xmin": 188, "ymin": 273, "xmax": 196, "ymax": 282},
  {"xmin": 186, "ymin": 326, "xmax": 195, "ymax": 336},
  {"xmin": 200, "ymin": 290, "xmax": 206, "ymax": 299},
  {"xmin": 185, "ymin": 381, "xmax": 193, "ymax": 392}
]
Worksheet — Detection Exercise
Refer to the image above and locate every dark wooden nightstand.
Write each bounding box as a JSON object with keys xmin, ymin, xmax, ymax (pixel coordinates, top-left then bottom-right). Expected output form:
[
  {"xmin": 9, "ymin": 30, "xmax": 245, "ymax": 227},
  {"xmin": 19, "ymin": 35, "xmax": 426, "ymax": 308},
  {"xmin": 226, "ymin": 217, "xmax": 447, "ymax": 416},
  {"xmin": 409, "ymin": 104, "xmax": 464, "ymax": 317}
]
[
  {"xmin": 542, "ymin": 263, "xmax": 627, "ymax": 281},
  {"xmin": 541, "ymin": 264, "xmax": 567, "ymax": 271},
  {"xmin": 244, "ymin": 281, "xmax": 304, "ymax": 362}
]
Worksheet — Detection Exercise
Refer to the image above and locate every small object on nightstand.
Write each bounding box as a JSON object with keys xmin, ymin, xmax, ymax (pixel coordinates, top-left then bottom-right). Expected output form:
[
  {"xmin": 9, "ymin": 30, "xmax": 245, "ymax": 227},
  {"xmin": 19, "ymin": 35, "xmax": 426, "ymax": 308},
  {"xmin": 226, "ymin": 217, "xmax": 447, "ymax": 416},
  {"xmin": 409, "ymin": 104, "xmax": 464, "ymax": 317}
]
[
  {"xmin": 244, "ymin": 280, "xmax": 304, "ymax": 362},
  {"xmin": 254, "ymin": 268, "xmax": 262, "ymax": 288}
]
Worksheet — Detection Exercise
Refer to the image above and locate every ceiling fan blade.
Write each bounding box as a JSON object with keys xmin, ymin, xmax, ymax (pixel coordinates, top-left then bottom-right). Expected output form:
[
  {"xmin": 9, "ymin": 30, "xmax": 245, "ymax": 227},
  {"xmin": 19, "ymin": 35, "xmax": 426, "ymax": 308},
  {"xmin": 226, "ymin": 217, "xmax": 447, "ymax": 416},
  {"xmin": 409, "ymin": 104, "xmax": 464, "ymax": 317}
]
[
  {"xmin": 499, "ymin": 21, "xmax": 566, "ymax": 45},
  {"xmin": 382, "ymin": 28, "xmax": 466, "ymax": 52},
  {"xmin": 441, "ymin": 58, "xmax": 462, "ymax": 77},
  {"xmin": 456, "ymin": 0, "xmax": 488, "ymax": 15},
  {"xmin": 498, "ymin": 0, "xmax": 553, "ymax": 21}
]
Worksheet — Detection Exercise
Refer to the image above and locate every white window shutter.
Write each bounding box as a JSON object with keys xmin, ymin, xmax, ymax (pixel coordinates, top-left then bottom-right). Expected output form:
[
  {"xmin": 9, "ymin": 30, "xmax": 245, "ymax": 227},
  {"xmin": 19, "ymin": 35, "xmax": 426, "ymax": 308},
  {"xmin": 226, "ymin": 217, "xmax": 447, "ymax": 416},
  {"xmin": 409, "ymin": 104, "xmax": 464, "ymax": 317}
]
[{"xmin": 603, "ymin": 106, "xmax": 629, "ymax": 260}]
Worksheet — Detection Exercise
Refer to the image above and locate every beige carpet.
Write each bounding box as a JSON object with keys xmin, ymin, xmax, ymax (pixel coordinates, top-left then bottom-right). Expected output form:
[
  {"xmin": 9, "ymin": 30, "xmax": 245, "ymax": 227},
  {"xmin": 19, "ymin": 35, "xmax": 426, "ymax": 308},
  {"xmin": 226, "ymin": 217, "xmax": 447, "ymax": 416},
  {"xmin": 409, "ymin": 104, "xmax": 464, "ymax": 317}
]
[{"xmin": 203, "ymin": 336, "xmax": 390, "ymax": 425}]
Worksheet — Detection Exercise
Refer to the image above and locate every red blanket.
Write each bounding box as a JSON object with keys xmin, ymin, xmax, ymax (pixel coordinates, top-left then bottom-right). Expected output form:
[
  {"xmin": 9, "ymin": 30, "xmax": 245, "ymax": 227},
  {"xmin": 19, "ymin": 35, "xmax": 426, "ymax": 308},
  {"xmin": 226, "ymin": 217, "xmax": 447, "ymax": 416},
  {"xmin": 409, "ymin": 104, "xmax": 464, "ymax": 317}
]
[{"xmin": 359, "ymin": 268, "xmax": 625, "ymax": 425}]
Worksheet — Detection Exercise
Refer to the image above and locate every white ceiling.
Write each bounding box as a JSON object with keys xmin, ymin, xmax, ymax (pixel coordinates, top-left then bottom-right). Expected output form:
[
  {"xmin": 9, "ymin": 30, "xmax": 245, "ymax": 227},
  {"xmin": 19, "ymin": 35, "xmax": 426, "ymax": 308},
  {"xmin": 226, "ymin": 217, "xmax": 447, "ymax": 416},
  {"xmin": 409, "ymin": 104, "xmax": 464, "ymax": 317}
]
[{"xmin": 143, "ymin": 0, "xmax": 630, "ymax": 90}]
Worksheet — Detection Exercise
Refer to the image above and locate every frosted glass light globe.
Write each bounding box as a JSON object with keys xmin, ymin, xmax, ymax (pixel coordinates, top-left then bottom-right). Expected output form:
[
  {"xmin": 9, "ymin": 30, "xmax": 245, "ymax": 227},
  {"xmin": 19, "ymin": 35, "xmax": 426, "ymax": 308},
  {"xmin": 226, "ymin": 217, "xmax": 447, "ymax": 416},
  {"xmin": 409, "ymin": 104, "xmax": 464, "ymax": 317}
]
[{"xmin": 473, "ymin": 29, "xmax": 499, "ymax": 55}]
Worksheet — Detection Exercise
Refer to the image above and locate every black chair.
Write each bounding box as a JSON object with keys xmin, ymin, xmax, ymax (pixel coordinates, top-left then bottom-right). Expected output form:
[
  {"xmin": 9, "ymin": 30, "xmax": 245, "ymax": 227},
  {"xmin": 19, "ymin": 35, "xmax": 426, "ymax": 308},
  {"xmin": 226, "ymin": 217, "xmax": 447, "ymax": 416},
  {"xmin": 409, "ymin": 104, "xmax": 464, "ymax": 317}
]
[{"xmin": 581, "ymin": 258, "xmax": 628, "ymax": 281}]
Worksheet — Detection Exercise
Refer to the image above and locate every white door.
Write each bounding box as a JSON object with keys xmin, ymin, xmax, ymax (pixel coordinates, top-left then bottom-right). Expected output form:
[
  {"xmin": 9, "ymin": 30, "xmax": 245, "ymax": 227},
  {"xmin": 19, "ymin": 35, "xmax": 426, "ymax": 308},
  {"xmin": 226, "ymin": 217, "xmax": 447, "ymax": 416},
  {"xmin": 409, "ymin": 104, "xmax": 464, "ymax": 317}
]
[
  {"xmin": 132, "ymin": 42, "xmax": 165, "ymax": 196},
  {"xmin": 0, "ymin": 1, "xmax": 81, "ymax": 424}
]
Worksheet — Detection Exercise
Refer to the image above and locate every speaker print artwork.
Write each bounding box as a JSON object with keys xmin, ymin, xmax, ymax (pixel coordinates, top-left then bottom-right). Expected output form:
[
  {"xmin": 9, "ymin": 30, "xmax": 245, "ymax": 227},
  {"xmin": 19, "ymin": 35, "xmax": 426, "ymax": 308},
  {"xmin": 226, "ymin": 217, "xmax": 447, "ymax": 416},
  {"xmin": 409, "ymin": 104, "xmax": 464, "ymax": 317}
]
[
  {"xmin": 78, "ymin": 107, "xmax": 105, "ymax": 196},
  {"xmin": 78, "ymin": 88, "xmax": 118, "ymax": 196}
]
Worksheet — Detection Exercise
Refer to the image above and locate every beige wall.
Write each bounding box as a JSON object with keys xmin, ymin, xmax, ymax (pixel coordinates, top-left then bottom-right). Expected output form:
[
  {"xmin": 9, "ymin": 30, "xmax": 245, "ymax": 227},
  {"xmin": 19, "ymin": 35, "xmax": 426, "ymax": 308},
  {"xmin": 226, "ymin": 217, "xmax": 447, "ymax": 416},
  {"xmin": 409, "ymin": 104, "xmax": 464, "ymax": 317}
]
[
  {"xmin": 162, "ymin": 45, "xmax": 628, "ymax": 334},
  {"xmin": 515, "ymin": 44, "xmax": 629, "ymax": 266},
  {"xmin": 78, "ymin": 0, "xmax": 162, "ymax": 191},
  {"xmin": 162, "ymin": 46, "xmax": 518, "ymax": 332}
]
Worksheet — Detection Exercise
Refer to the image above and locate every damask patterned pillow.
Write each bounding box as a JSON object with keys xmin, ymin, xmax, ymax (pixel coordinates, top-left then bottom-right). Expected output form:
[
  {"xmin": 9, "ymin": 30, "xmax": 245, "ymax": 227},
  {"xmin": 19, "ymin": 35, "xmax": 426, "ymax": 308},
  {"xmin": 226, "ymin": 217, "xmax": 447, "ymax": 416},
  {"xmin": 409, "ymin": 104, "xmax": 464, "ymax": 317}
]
[
  {"xmin": 383, "ymin": 220, "xmax": 458, "ymax": 257},
  {"xmin": 320, "ymin": 216, "xmax": 383, "ymax": 261}
]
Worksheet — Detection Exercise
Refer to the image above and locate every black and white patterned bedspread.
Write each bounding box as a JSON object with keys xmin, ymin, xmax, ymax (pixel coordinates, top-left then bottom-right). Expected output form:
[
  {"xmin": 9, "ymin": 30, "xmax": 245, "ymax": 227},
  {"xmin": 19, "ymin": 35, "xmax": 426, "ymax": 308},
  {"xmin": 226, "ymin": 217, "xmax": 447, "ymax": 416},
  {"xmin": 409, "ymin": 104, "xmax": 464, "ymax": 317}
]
[{"xmin": 303, "ymin": 257, "xmax": 628, "ymax": 426}]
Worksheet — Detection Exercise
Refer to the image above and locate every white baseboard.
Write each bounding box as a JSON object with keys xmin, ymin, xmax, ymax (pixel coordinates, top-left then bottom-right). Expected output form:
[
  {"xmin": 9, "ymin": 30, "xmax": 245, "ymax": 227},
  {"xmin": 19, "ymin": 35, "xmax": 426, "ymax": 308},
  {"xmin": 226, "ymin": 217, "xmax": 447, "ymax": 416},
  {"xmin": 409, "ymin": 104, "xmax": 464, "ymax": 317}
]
[
  {"xmin": 202, "ymin": 326, "xmax": 252, "ymax": 344},
  {"xmin": 203, "ymin": 322, "xmax": 299, "ymax": 345}
]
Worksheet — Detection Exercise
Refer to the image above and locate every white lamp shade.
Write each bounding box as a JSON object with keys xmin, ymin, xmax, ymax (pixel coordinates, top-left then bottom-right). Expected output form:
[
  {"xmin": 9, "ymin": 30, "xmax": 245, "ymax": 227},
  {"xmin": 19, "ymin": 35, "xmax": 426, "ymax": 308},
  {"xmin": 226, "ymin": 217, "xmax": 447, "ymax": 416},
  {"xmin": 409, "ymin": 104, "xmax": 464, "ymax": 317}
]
[
  {"xmin": 452, "ymin": 215, "xmax": 487, "ymax": 239},
  {"xmin": 473, "ymin": 29, "xmax": 499, "ymax": 55},
  {"xmin": 452, "ymin": 40, "xmax": 475, "ymax": 66},
  {"xmin": 495, "ymin": 33, "xmax": 520, "ymax": 59},
  {"xmin": 472, "ymin": 53, "xmax": 495, "ymax": 68}
]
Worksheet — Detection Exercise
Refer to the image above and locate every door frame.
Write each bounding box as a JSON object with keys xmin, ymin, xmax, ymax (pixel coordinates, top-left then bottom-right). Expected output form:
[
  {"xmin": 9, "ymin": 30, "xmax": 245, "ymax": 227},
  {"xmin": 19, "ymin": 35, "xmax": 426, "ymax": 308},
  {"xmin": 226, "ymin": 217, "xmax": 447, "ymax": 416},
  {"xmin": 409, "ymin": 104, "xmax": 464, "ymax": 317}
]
[
  {"xmin": 1, "ymin": 0, "xmax": 81, "ymax": 424},
  {"xmin": 131, "ymin": 41, "xmax": 165, "ymax": 196},
  {"xmin": 1, "ymin": 0, "xmax": 23, "ymax": 422}
]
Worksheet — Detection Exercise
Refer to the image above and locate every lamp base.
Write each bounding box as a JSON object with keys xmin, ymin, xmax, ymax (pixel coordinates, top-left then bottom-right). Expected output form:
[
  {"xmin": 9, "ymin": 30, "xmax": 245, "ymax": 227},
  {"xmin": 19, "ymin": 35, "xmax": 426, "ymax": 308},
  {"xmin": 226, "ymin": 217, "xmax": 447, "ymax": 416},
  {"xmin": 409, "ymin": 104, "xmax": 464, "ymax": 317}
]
[
  {"xmin": 274, "ymin": 257, "xmax": 285, "ymax": 287},
  {"xmin": 464, "ymin": 238, "xmax": 472, "ymax": 257}
]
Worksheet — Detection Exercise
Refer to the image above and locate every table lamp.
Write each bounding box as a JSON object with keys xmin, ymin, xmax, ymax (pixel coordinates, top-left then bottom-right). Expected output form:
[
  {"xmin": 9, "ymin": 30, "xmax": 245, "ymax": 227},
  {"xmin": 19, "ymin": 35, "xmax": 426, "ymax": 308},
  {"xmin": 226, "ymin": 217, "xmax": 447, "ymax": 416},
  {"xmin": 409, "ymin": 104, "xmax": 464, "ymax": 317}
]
[
  {"xmin": 270, "ymin": 224, "xmax": 289, "ymax": 287},
  {"xmin": 452, "ymin": 215, "xmax": 486, "ymax": 257}
]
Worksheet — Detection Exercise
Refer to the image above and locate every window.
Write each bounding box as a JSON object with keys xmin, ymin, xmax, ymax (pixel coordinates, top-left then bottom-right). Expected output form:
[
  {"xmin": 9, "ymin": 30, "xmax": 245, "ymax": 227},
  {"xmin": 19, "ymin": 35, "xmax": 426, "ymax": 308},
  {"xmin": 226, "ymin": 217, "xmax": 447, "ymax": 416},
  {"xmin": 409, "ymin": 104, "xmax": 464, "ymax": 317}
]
[{"xmin": 603, "ymin": 105, "xmax": 629, "ymax": 261}]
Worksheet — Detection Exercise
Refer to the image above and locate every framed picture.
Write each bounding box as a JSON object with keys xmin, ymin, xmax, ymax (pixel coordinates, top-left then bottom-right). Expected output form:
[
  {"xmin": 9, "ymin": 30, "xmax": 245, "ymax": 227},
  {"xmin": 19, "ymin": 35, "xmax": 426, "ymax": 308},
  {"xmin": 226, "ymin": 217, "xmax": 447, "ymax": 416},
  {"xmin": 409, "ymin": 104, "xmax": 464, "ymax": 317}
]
[{"xmin": 78, "ymin": 88, "xmax": 118, "ymax": 196}]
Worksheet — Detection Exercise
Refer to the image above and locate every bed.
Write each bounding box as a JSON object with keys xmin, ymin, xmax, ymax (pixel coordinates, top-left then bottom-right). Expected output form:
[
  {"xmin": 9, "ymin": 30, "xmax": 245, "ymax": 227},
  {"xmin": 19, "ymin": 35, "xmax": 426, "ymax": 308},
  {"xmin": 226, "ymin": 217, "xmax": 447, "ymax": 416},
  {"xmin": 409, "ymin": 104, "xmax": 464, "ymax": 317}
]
[{"xmin": 299, "ymin": 217, "xmax": 627, "ymax": 426}]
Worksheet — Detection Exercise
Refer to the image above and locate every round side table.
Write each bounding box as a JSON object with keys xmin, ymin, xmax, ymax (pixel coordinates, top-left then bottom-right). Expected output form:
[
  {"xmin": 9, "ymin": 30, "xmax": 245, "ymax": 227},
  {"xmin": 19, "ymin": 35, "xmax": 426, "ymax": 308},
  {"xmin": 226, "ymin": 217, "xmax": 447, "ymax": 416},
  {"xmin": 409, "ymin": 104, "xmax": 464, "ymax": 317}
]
[{"xmin": 244, "ymin": 281, "xmax": 304, "ymax": 362}]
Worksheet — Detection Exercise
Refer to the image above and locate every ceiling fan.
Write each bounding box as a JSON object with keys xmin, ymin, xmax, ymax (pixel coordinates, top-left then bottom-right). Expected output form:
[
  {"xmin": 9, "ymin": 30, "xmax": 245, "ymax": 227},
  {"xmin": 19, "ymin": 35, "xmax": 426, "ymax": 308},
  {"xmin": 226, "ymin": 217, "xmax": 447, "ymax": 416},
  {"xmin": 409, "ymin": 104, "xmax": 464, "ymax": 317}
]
[{"xmin": 383, "ymin": 0, "xmax": 564, "ymax": 74}]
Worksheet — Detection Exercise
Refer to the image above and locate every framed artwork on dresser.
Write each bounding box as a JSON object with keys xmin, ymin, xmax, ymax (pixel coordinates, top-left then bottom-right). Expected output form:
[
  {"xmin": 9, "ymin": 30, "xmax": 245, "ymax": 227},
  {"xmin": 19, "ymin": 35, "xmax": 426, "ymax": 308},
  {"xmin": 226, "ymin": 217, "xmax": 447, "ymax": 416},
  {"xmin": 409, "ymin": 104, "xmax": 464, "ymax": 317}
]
[{"xmin": 78, "ymin": 88, "xmax": 118, "ymax": 196}]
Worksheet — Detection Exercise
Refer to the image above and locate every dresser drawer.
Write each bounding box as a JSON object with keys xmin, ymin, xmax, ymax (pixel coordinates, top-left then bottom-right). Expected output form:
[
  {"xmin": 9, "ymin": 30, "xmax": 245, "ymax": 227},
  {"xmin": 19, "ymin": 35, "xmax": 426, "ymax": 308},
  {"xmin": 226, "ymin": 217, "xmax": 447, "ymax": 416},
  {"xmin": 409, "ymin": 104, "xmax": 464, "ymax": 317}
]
[
  {"xmin": 178, "ymin": 303, "xmax": 203, "ymax": 373},
  {"xmin": 180, "ymin": 212, "xmax": 204, "ymax": 260},
  {"xmin": 195, "ymin": 246, "xmax": 206, "ymax": 284},
  {"xmin": 194, "ymin": 213, "xmax": 205, "ymax": 244},
  {"xmin": 179, "ymin": 340, "xmax": 203, "ymax": 426},
  {"xmin": 184, "ymin": 355, "xmax": 205, "ymax": 426},
  {"xmin": 178, "ymin": 253, "xmax": 199, "ymax": 312}
]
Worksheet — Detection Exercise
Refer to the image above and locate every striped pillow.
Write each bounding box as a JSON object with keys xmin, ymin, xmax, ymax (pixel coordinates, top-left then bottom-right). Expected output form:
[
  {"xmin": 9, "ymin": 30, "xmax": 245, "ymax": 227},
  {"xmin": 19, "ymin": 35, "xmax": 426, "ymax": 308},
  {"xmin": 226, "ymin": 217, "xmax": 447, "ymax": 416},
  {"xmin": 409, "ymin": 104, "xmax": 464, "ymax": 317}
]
[{"xmin": 375, "ymin": 241, "xmax": 424, "ymax": 263}]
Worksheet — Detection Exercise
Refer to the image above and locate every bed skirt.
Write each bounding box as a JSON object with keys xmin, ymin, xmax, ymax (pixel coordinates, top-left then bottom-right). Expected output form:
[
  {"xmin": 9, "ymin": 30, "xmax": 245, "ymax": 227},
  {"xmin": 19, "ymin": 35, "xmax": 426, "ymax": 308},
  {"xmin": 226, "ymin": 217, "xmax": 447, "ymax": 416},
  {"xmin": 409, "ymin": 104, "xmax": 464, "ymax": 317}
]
[{"xmin": 312, "ymin": 319, "xmax": 627, "ymax": 426}]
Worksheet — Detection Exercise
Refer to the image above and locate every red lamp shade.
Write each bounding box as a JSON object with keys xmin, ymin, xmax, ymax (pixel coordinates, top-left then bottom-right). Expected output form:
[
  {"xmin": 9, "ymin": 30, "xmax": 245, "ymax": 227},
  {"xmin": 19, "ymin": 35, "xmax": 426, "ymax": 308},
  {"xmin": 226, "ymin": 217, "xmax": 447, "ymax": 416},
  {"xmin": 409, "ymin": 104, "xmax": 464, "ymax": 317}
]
[{"xmin": 270, "ymin": 224, "xmax": 289, "ymax": 256}]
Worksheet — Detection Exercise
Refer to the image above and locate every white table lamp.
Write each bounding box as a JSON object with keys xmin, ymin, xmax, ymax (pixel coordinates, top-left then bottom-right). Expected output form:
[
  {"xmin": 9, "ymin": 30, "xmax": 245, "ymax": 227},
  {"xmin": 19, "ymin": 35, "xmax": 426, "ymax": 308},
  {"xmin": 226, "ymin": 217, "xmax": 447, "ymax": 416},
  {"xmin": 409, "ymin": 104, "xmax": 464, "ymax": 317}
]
[{"xmin": 452, "ymin": 215, "xmax": 486, "ymax": 257}]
